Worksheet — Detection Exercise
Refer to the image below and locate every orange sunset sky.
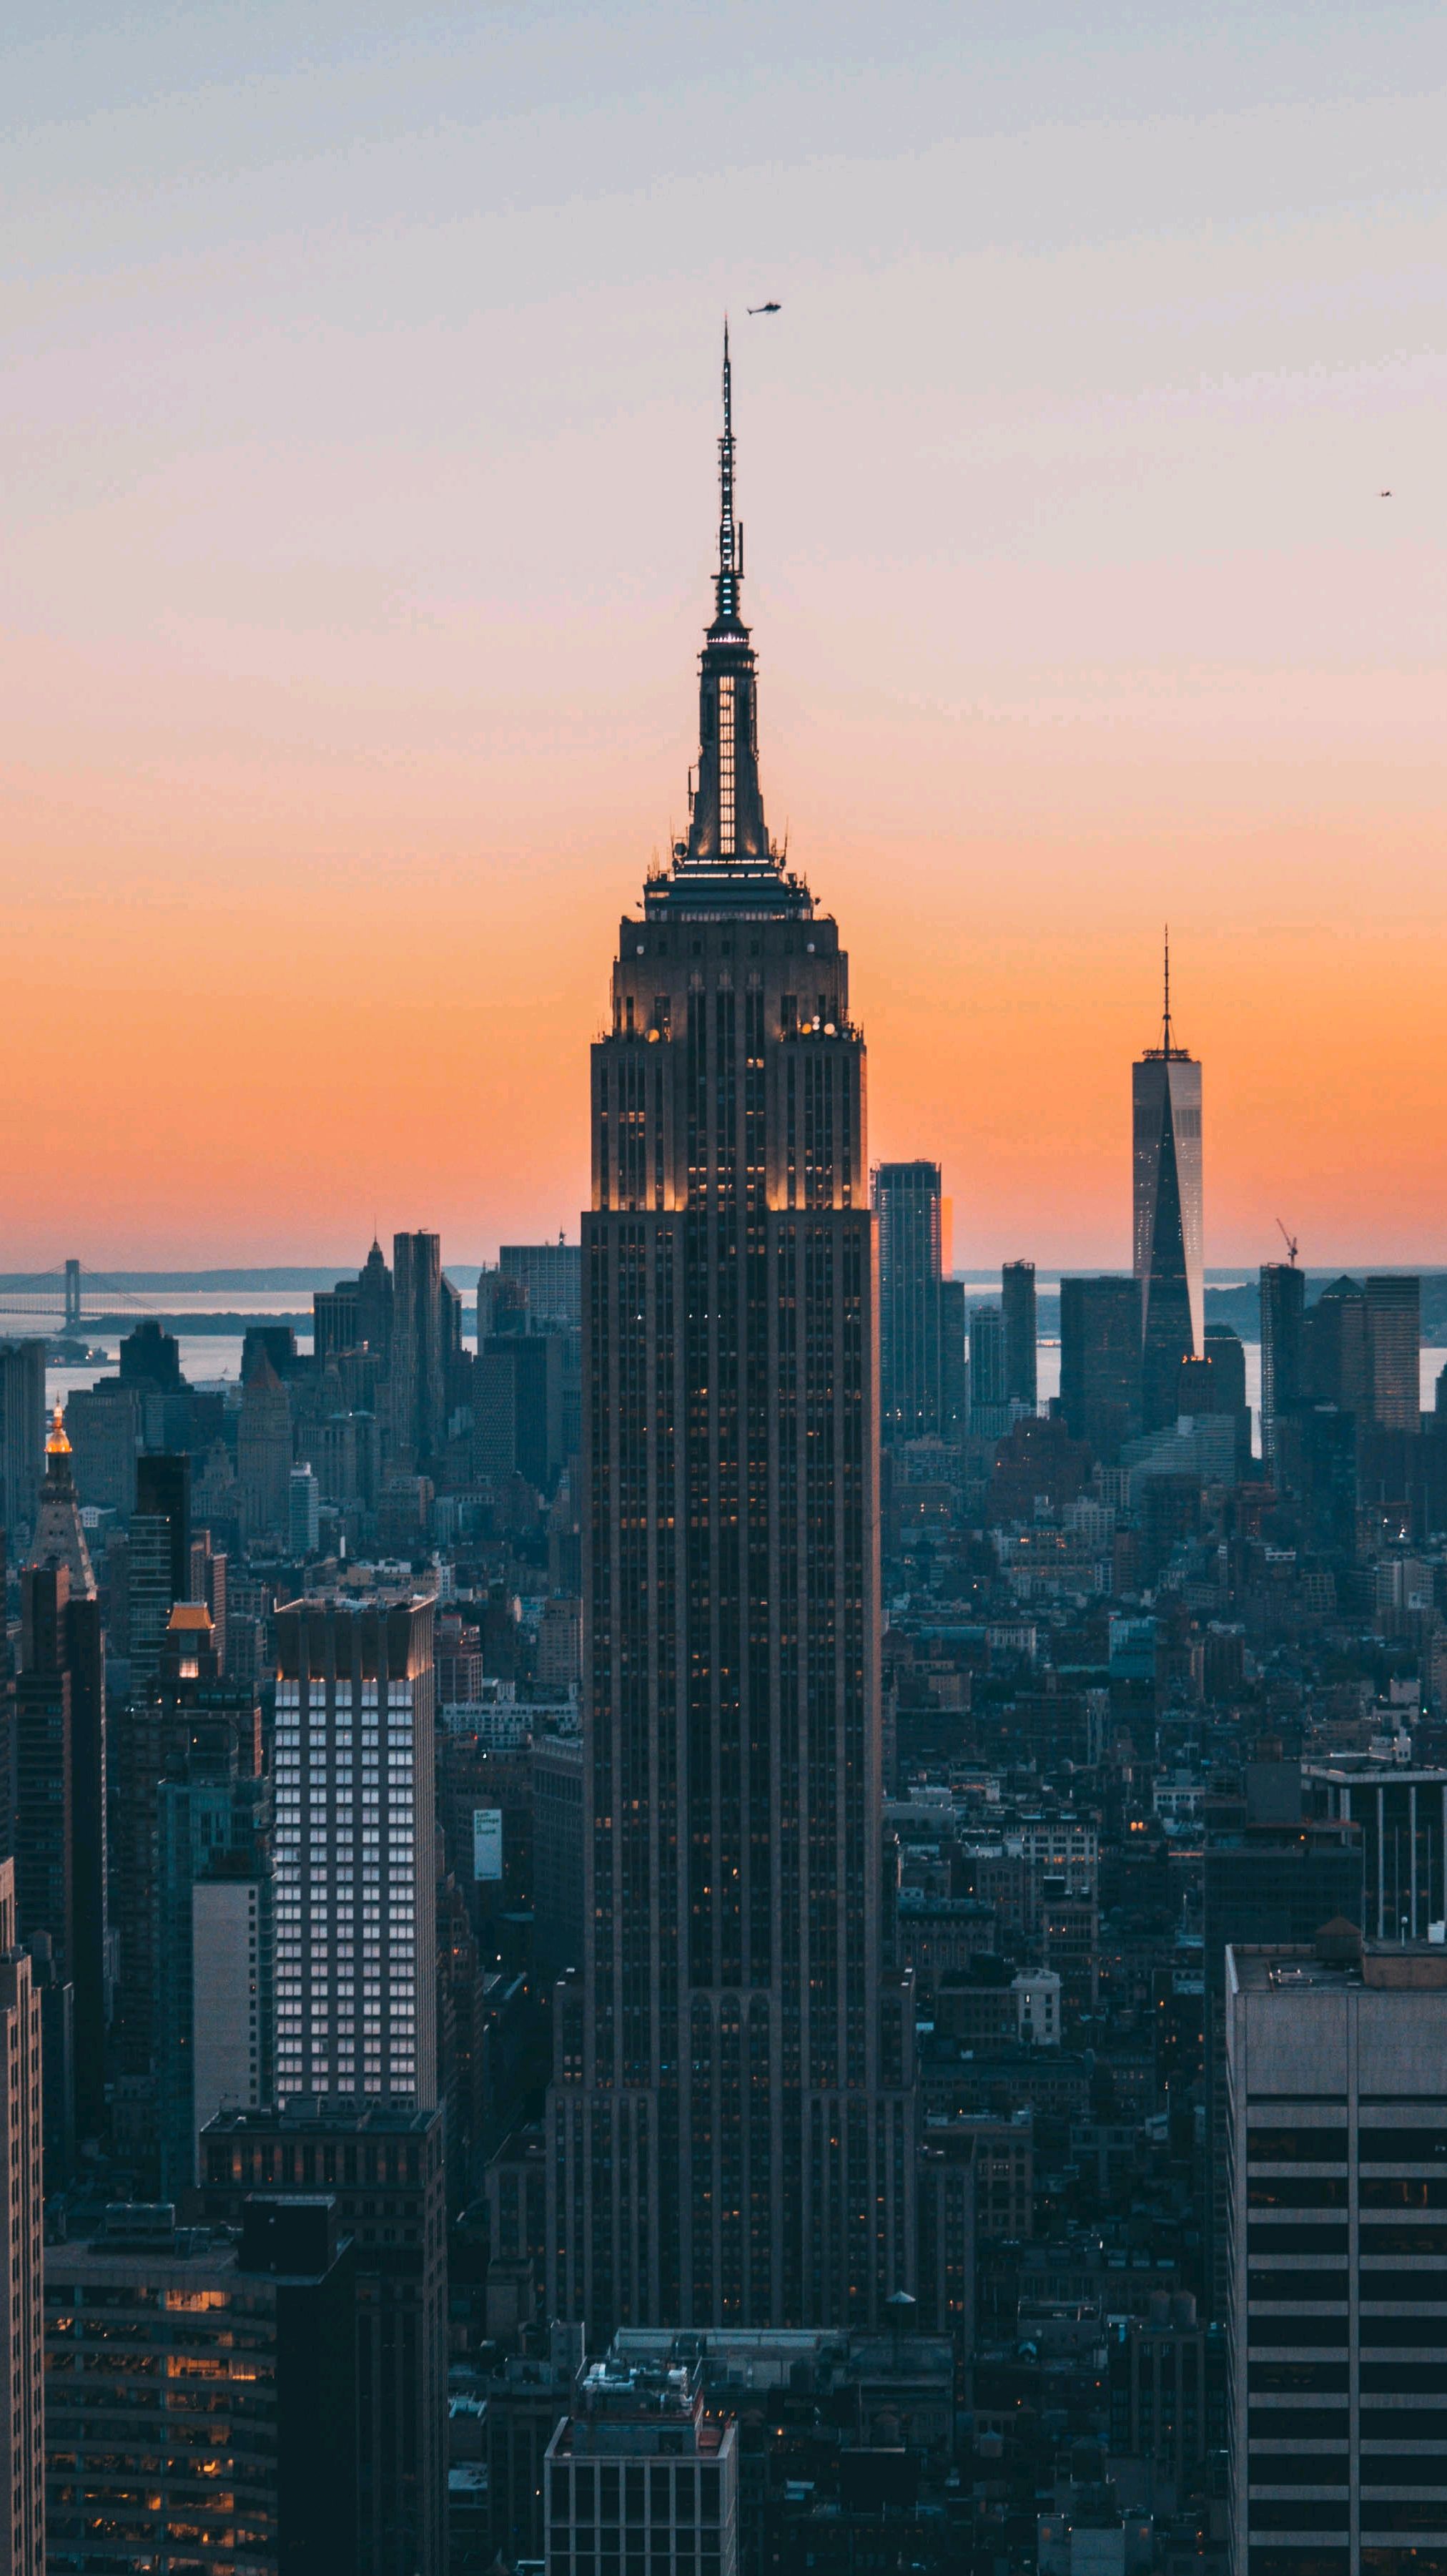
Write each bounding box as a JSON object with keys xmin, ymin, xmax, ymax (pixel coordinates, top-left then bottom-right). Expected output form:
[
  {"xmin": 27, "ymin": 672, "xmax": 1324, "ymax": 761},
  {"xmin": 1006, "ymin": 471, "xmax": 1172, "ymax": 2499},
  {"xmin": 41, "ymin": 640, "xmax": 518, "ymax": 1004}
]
[{"xmin": 2, "ymin": 1, "xmax": 1446, "ymax": 1272}]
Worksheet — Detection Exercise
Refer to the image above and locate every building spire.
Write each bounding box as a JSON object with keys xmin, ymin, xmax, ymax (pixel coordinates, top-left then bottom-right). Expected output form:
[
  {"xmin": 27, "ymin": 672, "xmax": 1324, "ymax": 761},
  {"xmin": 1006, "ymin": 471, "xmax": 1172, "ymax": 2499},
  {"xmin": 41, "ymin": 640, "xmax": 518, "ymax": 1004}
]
[
  {"xmin": 1162, "ymin": 925, "xmax": 1172, "ymax": 1054},
  {"xmin": 715, "ymin": 318, "xmax": 741, "ymax": 626}
]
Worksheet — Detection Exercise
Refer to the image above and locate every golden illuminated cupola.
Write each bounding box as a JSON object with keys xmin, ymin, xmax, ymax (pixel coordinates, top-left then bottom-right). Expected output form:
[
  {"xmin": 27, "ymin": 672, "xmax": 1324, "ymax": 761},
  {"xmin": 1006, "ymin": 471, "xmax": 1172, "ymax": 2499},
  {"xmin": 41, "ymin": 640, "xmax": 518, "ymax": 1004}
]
[{"xmin": 31, "ymin": 1404, "xmax": 97, "ymax": 1598}]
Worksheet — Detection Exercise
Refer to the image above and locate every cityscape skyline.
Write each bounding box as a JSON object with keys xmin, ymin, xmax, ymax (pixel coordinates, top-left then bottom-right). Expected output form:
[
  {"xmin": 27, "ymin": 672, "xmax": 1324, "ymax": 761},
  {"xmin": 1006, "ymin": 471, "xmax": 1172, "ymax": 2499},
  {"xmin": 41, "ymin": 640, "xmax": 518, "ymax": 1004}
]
[{"xmin": 4, "ymin": 12, "xmax": 1447, "ymax": 2571}]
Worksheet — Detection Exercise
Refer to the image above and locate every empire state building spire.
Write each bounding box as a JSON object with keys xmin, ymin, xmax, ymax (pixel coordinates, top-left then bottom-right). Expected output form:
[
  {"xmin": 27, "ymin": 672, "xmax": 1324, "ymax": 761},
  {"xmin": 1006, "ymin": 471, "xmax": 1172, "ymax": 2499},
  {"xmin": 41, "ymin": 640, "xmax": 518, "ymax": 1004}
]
[{"xmin": 658, "ymin": 325, "xmax": 796, "ymax": 903}]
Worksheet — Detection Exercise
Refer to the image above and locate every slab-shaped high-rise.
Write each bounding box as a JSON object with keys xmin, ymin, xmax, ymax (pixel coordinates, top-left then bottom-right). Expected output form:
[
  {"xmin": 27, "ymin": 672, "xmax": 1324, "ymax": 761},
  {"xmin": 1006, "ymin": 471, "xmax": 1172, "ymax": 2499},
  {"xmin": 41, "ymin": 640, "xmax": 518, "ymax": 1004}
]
[
  {"xmin": 547, "ymin": 333, "xmax": 917, "ymax": 2334},
  {"xmin": 1132, "ymin": 940, "xmax": 1204, "ymax": 1431}
]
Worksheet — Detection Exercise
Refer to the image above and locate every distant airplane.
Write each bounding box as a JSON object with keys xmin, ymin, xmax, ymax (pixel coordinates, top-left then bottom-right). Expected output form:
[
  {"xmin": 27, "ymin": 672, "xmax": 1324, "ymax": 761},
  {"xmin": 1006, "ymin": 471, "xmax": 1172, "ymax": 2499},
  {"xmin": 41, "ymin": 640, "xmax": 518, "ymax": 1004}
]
[
  {"xmin": 748, "ymin": 301, "xmax": 781, "ymax": 314},
  {"xmin": 1381, "ymin": 489, "xmax": 1393, "ymax": 497}
]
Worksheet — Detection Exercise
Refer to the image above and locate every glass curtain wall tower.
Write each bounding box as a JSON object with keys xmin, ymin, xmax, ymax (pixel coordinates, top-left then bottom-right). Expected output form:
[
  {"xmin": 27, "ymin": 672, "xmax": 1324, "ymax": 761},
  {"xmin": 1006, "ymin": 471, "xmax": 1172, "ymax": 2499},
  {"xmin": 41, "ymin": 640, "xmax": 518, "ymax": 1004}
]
[
  {"xmin": 1133, "ymin": 939, "xmax": 1204, "ymax": 1432},
  {"xmin": 546, "ymin": 332, "xmax": 917, "ymax": 2336}
]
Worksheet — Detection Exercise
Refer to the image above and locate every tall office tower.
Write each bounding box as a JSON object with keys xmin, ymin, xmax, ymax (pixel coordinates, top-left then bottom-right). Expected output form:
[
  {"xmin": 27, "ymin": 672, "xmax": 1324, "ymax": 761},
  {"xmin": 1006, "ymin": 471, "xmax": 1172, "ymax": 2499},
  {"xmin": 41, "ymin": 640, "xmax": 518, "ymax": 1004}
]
[
  {"xmin": 1225, "ymin": 1927, "xmax": 1447, "ymax": 2576},
  {"xmin": 1303, "ymin": 1277, "xmax": 1371, "ymax": 1415},
  {"xmin": 969, "ymin": 1303, "xmax": 1009, "ymax": 1437},
  {"xmin": 156, "ymin": 1718, "xmax": 273, "ymax": 2196},
  {"xmin": 0, "ymin": 1338, "xmax": 46, "ymax": 1548},
  {"xmin": 548, "ymin": 333, "xmax": 916, "ymax": 2336},
  {"xmin": 272, "ymin": 1595, "xmax": 437, "ymax": 2108},
  {"xmin": 237, "ymin": 1352, "xmax": 293, "ymax": 1540},
  {"xmin": 287, "ymin": 1461, "xmax": 321, "ymax": 1557},
  {"xmin": 1260, "ymin": 1259, "xmax": 1305, "ymax": 1473},
  {"xmin": 499, "ymin": 1239, "xmax": 583, "ymax": 1328},
  {"xmin": 313, "ymin": 1270, "xmax": 361, "ymax": 1362},
  {"xmin": 1059, "ymin": 1275, "xmax": 1142, "ymax": 1462},
  {"xmin": 0, "ymin": 1858, "xmax": 45, "ymax": 2576},
  {"xmin": 136, "ymin": 1449, "xmax": 192, "ymax": 1596},
  {"xmin": 939, "ymin": 1277, "xmax": 968, "ymax": 1437},
  {"xmin": 124, "ymin": 1452, "xmax": 193, "ymax": 1698},
  {"xmin": 357, "ymin": 1235, "xmax": 395, "ymax": 1358},
  {"xmin": 1002, "ymin": 1260, "xmax": 1038, "ymax": 1411},
  {"xmin": 1364, "ymin": 1274, "xmax": 1421, "ymax": 1430},
  {"xmin": 874, "ymin": 1161, "xmax": 944, "ymax": 1441},
  {"xmin": 478, "ymin": 1332, "xmax": 565, "ymax": 1493},
  {"xmin": 111, "ymin": 1610, "xmax": 259, "ymax": 2145},
  {"xmin": 1132, "ymin": 944, "xmax": 1204, "ymax": 1431},
  {"xmin": 64, "ymin": 1381, "xmax": 141, "ymax": 1513},
  {"xmin": 20, "ymin": 1420, "xmax": 108, "ymax": 2141},
  {"xmin": 44, "ymin": 2201, "xmax": 358, "ymax": 2576},
  {"xmin": 391, "ymin": 1231, "xmax": 445, "ymax": 1467},
  {"xmin": 202, "ymin": 2100, "xmax": 448, "ymax": 2576}
]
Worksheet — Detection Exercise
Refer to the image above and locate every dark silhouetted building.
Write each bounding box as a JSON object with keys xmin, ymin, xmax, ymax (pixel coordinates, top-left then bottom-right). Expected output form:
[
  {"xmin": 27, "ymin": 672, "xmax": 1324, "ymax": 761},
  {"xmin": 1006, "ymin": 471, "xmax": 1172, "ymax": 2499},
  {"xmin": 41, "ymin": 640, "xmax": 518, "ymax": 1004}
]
[
  {"xmin": 202, "ymin": 2103, "xmax": 447, "ymax": 2576},
  {"xmin": 498, "ymin": 1239, "xmax": 583, "ymax": 1329},
  {"xmin": 969, "ymin": 1302, "xmax": 1007, "ymax": 1435},
  {"xmin": 1364, "ymin": 1272, "xmax": 1421, "ymax": 1430},
  {"xmin": 1060, "ymin": 1276, "xmax": 1142, "ymax": 1461},
  {"xmin": 118, "ymin": 1317, "xmax": 182, "ymax": 1393},
  {"xmin": 1259, "ymin": 1258, "xmax": 1305, "ymax": 1474},
  {"xmin": 0, "ymin": 1338, "xmax": 46, "ymax": 1547},
  {"xmin": 19, "ymin": 1419, "xmax": 107, "ymax": 2144},
  {"xmin": 875, "ymin": 1162, "xmax": 945, "ymax": 1442},
  {"xmin": 939, "ymin": 1277, "xmax": 967, "ymax": 1436},
  {"xmin": 392, "ymin": 1231, "xmax": 445, "ymax": 1468},
  {"xmin": 1133, "ymin": 950, "xmax": 1203, "ymax": 1430},
  {"xmin": 237, "ymin": 1353, "xmax": 292, "ymax": 1542},
  {"xmin": 1002, "ymin": 1259, "xmax": 1037, "ymax": 1411},
  {"xmin": 478, "ymin": 1332, "xmax": 566, "ymax": 1495},
  {"xmin": 548, "ymin": 334, "xmax": 916, "ymax": 2336},
  {"xmin": 1303, "ymin": 1274, "xmax": 1371, "ymax": 1416}
]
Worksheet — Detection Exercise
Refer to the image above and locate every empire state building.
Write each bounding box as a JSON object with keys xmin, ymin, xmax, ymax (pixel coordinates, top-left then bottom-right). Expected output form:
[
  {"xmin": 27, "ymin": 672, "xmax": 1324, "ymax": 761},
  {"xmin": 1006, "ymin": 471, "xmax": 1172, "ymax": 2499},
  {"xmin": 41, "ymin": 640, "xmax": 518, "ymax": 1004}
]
[{"xmin": 546, "ymin": 335, "xmax": 917, "ymax": 2333}]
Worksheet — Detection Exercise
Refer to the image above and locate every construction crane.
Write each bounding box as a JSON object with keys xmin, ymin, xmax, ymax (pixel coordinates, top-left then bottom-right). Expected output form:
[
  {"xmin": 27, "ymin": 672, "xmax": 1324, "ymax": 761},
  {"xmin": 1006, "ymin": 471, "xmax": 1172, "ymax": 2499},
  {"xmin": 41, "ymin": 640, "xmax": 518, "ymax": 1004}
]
[{"xmin": 1275, "ymin": 1219, "xmax": 1299, "ymax": 1266}]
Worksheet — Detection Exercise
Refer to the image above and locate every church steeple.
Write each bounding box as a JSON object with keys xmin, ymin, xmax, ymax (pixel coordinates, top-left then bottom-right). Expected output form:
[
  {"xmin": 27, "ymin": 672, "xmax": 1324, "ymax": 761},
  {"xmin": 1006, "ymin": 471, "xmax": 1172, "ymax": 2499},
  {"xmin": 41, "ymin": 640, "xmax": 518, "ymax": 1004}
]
[{"xmin": 649, "ymin": 327, "xmax": 805, "ymax": 915}]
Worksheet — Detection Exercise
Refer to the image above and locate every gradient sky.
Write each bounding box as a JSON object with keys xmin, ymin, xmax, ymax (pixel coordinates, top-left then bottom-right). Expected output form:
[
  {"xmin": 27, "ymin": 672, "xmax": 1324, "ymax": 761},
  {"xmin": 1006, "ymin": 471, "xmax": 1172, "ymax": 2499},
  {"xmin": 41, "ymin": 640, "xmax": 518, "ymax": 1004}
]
[{"xmin": 3, "ymin": 1, "xmax": 1446, "ymax": 1270}]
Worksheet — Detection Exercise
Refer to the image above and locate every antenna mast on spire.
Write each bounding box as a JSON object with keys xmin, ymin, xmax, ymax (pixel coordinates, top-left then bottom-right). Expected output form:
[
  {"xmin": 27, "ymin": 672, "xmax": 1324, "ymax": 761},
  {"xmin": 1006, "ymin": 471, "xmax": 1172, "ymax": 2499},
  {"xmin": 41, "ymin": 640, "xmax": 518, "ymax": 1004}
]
[
  {"xmin": 1162, "ymin": 925, "xmax": 1173, "ymax": 1056},
  {"xmin": 715, "ymin": 319, "xmax": 741, "ymax": 624}
]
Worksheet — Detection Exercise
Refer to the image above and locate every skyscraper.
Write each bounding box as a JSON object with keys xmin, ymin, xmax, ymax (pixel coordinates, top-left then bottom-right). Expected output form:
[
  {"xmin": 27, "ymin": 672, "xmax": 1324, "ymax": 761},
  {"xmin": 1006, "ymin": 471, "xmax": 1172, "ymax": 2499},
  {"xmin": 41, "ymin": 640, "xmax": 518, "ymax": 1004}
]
[
  {"xmin": 1059, "ymin": 1275, "xmax": 1142, "ymax": 1461},
  {"xmin": 1259, "ymin": 1258, "xmax": 1305, "ymax": 1473},
  {"xmin": 391, "ymin": 1231, "xmax": 445, "ymax": 1468},
  {"xmin": 1363, "ymin": 1273, "xmax": 1421, "ymax": 1430},
  {"xmin": 968, "ymin": 1302, "xmax": 1008, "ymax": 1437},
  {"xmin": 19, "ymin": 1416, "xmax": 108, "ymax": 2141},
  {"xmin": 237, "ymin": 1350, "xmax": 292, "ymax": 1540},
  {"xmin": 1133, "ymin": 941, "xmax": 1204, "ymax": 1432},
  {"xmin": 1001, "ymin": 1259, "xmax": 1037, "ymax": 1411},
  {"xmin": 0, "ymin": 1856, "xmax": 45, "ymax": 2576},
  {"xmin": 874, "ymin": 1161, "xmax": 944, "ymax": 1442},
  {"xmin": 548, "ymin": 333, "xmax": 916, "ymax": 2334},
  {"xmin": 109, "ymin": 1606, "xmax": 262, "ymax": 2160},
  {"xmin": 1225, "ymin": 1927, "xmax": 1447, "ymax": 2576},
  {"xmin": 0, "ymin": 1339, "xmax": 46, "ymax": 1548},
  {"xmin": 272, "ymin": 1594, "xmax": 437, "ymax": 2108}
]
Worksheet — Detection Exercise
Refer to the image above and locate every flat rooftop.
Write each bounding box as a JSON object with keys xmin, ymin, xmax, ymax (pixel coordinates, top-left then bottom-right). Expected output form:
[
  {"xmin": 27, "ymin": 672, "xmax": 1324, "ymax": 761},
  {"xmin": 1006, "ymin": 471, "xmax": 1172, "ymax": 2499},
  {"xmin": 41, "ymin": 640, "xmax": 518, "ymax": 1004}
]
[{"xmin": 1230, "ymin": 1940, "xmax": 1447, "ymax": 1992}]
